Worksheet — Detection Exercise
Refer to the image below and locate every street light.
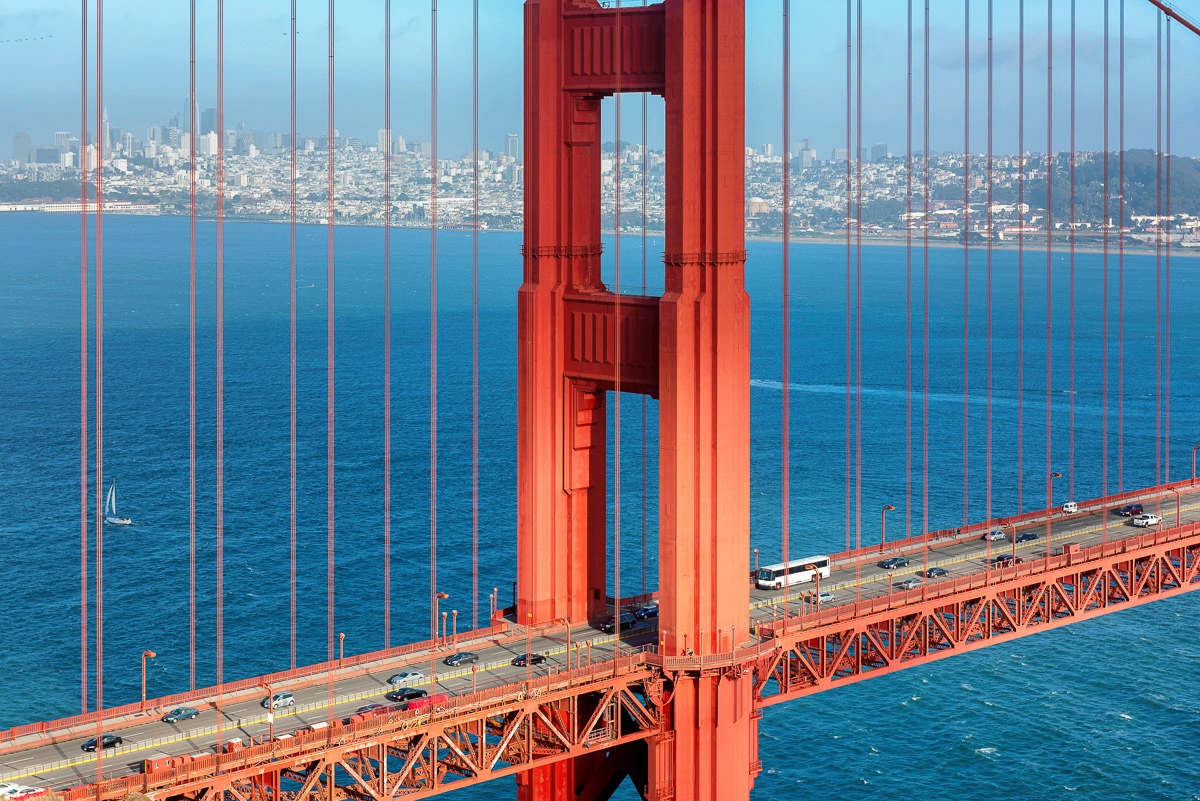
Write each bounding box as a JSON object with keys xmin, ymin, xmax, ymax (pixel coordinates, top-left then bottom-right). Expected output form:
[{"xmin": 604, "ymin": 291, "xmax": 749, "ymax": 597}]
[
  {"xmin": 525, "ymin": 612, "xmax": 534, "ymax": 684},
  {"xmin": 804, "ymin": 564, "xmax": 820, "ymax": 622},
  {"xmin": 753, "ymin": 548, "xmax": 759, "ymax": 579},
  {"xmin": 257, "ymin": 682, "xmax": 274, "ymax": 742},
  {"xmin": 1048, "ymin": 472, "xmax": 1063, "ymax": 558},
  {"xmin": 140, "ymin": 650, "xmax": 157, "ymax": 712},
  {"xmin": 1169, "ymin": 487, "xmax": 1182, "ymax": 527},
  {"xmin": 338, "ymin": 632, "xmax": 345, "ymax": 665},
  {"xmin": 1192, "ymin": 445, "xmax": 1200, "ymax": 485},
  {"xmin": 1004, "ymin": 522, "xmax": 1018, "ymax": 566},
  {"xmin": 880, "ymin": 504, "xmax": 896, "ymax": 553},
  {"xmin": 451, "ymin": 609, "xmax": 459, "ymax": 650},
  {"xmin": 433, "ymin": 591, "xmax": 449, "ymax": 646}
]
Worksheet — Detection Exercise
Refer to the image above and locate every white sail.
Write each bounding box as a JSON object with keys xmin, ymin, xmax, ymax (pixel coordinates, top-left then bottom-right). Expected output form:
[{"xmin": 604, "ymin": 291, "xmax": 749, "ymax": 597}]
[{"xmin": 105, "ymin": 482, "xmax": 131, "ymax": 525}]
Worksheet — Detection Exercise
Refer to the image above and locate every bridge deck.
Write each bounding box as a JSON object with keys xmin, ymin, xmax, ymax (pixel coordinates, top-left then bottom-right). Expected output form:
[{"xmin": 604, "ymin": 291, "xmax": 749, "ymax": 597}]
[{"xmin": 2, "ymin": 481, "xmax": 1198, "ymax": 798}]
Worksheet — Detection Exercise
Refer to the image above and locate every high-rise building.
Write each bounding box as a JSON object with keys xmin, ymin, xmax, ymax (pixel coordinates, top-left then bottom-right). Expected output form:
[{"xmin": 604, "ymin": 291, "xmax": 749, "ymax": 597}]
[
  {"xmin": 505, "ymin": 132, "xmax": 520, "ymax": 161},
  {"xmin": 760, "ymin": 143, "xmax": 774, "ymax": 158},
  {"xmin": 101, "ymin": 107, "xmax": 110, "ymax": 156},
  {"xmin": 392, "ymin": 134, "xmax": 407, "ymax": 155},
  {"xmin": 12, "ymin": 132, "xmax": 31, "ymax": 163},
  {"xmin": 377, "ymin": 128, "xmax": 390, "ymax": 154},
  {"xmin": 201, "ymin": 107, "xmax": 217, "ymax": 135},
  {"xmin": 831, "ymin": 147, "xmax": 849, "ymax": 162},
  {"xmin": 799, "ymin": 140, "xmax": 817, "ymax": 169},
  {"xmin": 54, "ymin": 132, "xmax": 72, "ymax": 151},
  {"xmin": 871, "ymin": 142, "xmax": 889, "ymax": 162}
]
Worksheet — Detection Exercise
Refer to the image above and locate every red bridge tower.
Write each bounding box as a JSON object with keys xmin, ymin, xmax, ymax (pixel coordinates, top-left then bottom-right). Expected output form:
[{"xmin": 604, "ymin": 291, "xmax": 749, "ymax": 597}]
[{"xmin": 518, "ymin": 1, "xmax": 754, "ymax": 799}]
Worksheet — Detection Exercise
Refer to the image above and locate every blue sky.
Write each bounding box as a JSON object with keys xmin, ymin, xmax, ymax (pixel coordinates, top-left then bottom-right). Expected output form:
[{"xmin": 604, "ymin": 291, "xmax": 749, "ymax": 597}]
[{"xmin": 1, "ymin": 0, "xmax": 1196, "ymax": 159}]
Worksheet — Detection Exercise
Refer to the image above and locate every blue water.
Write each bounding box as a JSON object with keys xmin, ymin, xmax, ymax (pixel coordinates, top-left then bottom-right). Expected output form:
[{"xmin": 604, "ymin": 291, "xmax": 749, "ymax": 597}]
[{"xmin": 1, "ymin": 214, "xmax": 1198, "ymax": 800}]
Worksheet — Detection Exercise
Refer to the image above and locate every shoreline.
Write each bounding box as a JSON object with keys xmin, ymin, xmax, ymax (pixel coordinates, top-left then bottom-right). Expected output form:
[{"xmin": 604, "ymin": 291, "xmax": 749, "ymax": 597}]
[{"xmin": 2, "ymin": 210, "xmax": 1193, "ymax": 258}]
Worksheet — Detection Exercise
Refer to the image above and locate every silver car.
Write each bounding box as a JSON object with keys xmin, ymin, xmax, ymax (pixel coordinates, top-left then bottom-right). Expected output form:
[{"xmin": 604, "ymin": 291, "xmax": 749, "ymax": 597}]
[{"xmin": 898, "ymin": 577, "xmax": 923, "ymax": 590}]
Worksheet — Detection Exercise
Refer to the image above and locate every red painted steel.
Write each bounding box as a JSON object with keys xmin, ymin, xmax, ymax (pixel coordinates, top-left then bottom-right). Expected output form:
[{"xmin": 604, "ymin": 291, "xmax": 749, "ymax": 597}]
[{"xmin": 520, "ymin": 2, "xmax": 752, "ymax": 797}]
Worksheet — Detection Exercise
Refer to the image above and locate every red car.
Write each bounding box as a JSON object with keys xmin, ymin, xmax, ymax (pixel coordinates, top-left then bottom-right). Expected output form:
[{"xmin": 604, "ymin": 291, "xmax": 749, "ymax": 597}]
[{"xmin": 1116, "ymin": 503, "xmax": 1144, "ymax": 516}]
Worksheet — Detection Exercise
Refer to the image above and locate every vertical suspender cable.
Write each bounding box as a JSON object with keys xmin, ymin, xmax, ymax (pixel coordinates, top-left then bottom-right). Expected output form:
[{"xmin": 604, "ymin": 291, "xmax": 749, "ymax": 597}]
[
  {"xmin": 1165, "ymin": 17, "xmax": 1171, "ymax": 482},
  {"xmin": 844, "ymin": 0, "xmax": 852, "ymax": 555},
  {"xmin": 1046, "ymin": 0, "xmax": 1054, "ymax": 536},
  {"xmin": 923, "ymin": 0, "xmax": 930, "ymax": 537},
  {"xmin": 613, "ymin": 0, "xmax": 623, "ymax": 648},
  {"xmin": 640, "ymin": 0, "xmax": 649, "ymax": 600},
  {"xmin": 79, "ymin": 0, "xmax": 89, "ymax": 716},
  {"xmin": 326, "ymin": 0, "xmax": 337, "ymax": 689},
  {"xmin": 429, "ymin": 0, "xmax": 439, "ymax": 644},
  {"xmin": 1156, "ymin": 11, "xmax": 1163, "ymax": 487},
  {"xmin": 1069, "ymin": 0, "xmax": 1076, "ymax": 500},
  {"xmin": 290, "ymin": 0, "xmax": 299, "ymax": 668},
  {"xmin": 189, "ymin": 0, "xmax": 198, "ymax": 690},
  {"xmin": 1111, "ymin": 0, "xmax": 1130, "ymax": 512},
  {"xmin": 854, "ymin": 0, "xmax": 863, "ymax": 557},
  {"xmin": 470, "ymin": 0, "xmax": 479, "ymax": 632},
  {"xmin": 986, "ymin": 0, "xmax": 994, "ymax": 522},
  {"xmin": 1102, "ymin": 0, "xmax": 1110, "ymax": 540},
  {"xmin": 384, "ymin": 0, "xmax": 393, "ymax": 645},
  {"xmin": 1155, "ymin": 11, "xmax": 1162, "ymax": 487},
  {"xmin": 1017, "ymin": 0, "xmax": 1025, "ymax": 512},
  {"xmin": 215, "ymin": 0, "xmax": 225, "ymax": 743},
  {"xmin": 781, "ymin": 0, "xmax": 791, "ymax": 613},
  {"xmin": 94, "ymin": 0, "xmax": 105, "ymax": 733},
  {"xmin": 906, "ymin": 0, "xmax": 913, "ymax": 541},
  {"xmin": 963, "ymin": 0, "xmax": 970, "ymax": 527}
]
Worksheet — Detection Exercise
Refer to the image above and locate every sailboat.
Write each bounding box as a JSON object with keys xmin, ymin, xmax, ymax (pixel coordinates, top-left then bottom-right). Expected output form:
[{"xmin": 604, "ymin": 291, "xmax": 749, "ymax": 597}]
[{"xmin": 104, "ymin": 483, "xmax": 132, "ymax": 526}]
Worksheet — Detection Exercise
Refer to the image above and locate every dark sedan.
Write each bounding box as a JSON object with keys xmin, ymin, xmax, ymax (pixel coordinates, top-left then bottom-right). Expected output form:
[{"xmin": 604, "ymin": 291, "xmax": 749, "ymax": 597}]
[
  {"xmin": 879, "ymin": 556, "xmax": 910, "ymax": 570},
  {"xmin": 1015, "ymin": 532, "xmax": 1039, "ymax": 543},
  {"xmin": 81, "ymin": 735, "xmax": 123, "ymax": 752},
  {"xmin": 634, "ymin": 605, "xmax": 659, "ymax": 620},
  {"xmin": 1116, "ymin": 503, "xmax": 1144, "ymax": 516},
  {"xmin": 385, "ymin": 688, "xmax": 428, "ymax": 703},
  {"xmin": 162, "ymin": 707, "xmax": 199, "ymax": 724},
  {"xmin": 443, "ymin": 651, "xmax": 479, "ymax": 667},
  {"xmin": 511, "ymin": 653, "xmax": 547, "ymax": 667},
  {"xmin": 924, "ymin": 567, "xmax": 949, "ymax": 578}
]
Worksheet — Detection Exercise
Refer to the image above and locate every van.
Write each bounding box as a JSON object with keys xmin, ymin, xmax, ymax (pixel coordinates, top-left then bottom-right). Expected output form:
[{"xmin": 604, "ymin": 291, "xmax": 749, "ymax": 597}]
[
  {"xmin": 405, "ymin": 693, "xmax": 448, "ymax": 713},
  {"xmin": 1062, "ymin": 501, "xmax": 1078, "ymax": 515}
]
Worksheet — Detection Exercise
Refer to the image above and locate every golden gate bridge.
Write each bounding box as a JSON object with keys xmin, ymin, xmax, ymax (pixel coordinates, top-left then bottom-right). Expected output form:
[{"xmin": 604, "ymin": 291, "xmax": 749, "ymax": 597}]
[{"xmin": 2, "ymin": 1, "xmax": 1199, "ymax": 800}]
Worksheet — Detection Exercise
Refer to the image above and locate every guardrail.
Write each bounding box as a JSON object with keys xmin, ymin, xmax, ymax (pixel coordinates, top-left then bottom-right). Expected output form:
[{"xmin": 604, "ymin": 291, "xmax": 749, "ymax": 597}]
[
  {"xmin": 757, "ymin": 518, "xmax": 1200, "ymax": 637},
  {"xmin": 0, "ymin": 622, "xmax": 511, "ymax": 752}
]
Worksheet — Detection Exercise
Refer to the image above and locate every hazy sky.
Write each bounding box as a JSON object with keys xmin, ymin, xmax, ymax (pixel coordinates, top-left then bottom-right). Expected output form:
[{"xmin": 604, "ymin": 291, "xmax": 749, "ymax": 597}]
[{"xmin": 1, "ymin": 0, "xmax": 1196, "ymax": 160}]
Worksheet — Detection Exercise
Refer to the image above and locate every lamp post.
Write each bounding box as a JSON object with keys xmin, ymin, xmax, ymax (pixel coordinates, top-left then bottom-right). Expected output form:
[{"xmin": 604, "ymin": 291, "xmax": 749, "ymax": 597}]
[
  {"xmin": 433, "ymin": 591, "xmax": 449, "ymax": 647},
  {"xmin": 525, "ymin": 612, "xmax": 534, "ymax": 684},
  {"xmin": 338, "ymin": 632, "xmax": 345, "ymax": 665},
  {"xmin": 1192, "ymin": 445, "xmax": 1200, "ymax": 484},
  {"xmin": 441, "ymin": 612, "xmax": 448, "ymax": 647},
  {"xmin": 140, "ymin": 650, "xmax": 156, "ymax": 712},
  {"xmin": 1004, "ymin": 522, "xmax": 1018, "ymax": 566},
  {"xmin": 1048, "ymin": 472, "xmax": 1063, "ymax": 558},
  {"xmin": 471, "ymin": 664, "xmax": 478, "ymax": 694},
  {"xmin": 805, "ymin": 564, "xmax": 820, "ymax": 619},
  {"xmin": 1169, "ymin": 487, "xmax": 1182, "ymax": 527},
  {"xmin": 451, "ymin": 610, "xmax": 459, "ymax": 650},
  {"xmin": 753, "ymin": 548, "xmax": 759, "ymax": 579},
  {"xmin": 258, "ymin": 682, "xmax": 274, "ymax": 742},
  {"xmin": 880, "ymin": 504, "xmax": 896, "ymax": 553}
]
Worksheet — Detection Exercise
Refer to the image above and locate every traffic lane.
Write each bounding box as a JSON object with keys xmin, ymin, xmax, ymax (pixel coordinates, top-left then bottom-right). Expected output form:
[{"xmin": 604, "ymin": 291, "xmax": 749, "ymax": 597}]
[
  {"xmin": 751, "ymin": 499, "xmax": 1200, "ymax": 611},
  {"xmin": 2, "ymin": 633, "xmax": 576, "ymax": 785}
]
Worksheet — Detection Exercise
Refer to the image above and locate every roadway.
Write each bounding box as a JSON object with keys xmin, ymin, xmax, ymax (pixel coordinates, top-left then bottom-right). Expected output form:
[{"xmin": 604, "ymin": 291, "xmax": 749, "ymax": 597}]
[{"xmin": 2, "ymin": 483, "xmax": 1196, "ymax": 792}]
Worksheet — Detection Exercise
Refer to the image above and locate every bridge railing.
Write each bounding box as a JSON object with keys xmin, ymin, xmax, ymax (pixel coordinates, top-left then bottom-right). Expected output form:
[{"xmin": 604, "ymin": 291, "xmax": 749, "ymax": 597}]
[
  {"xmin": 757, "ymin": 518, "xmax": 1200, "ymax": 638},
  {"xmin": 51, "ymin": 647, "xmax": 663, "ymax": 801},
  {"xmin": 832, "ymin": 477, "xmax": 1199, "ymax": 567},
  {"xmin": 0, "ymin": 621, "xmax": 511, "ymax": 750}
]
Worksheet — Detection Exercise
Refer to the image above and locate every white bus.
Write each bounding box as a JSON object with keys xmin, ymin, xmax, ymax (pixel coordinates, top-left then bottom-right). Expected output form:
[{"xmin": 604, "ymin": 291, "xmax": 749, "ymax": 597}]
[{"xmin": 756, "ymin": 556, "xmax": 831, "ymax": 590}]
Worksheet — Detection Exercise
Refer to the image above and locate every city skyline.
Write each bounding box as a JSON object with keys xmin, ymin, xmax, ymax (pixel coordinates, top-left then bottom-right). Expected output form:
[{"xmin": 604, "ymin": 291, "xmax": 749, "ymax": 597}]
[{"xmin": 2, "ymin": 0, "xmax": 1197, "ymax": 162}]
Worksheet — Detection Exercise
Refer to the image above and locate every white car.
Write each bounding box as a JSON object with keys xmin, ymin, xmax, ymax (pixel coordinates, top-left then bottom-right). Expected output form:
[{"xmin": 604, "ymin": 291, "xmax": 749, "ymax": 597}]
[
  {"xmin": 0, "ymin": 785, "xmax": 27, "ymax": 798},
  {"xmin": 388, "ymin": 670, "xmax": 425, "ymax": 686},
  {"xmin": 982, "ymin": 529, "xmax": 1006, "ymax": 541},
  {"xmin": 1062, "ymin": 501, "xmax": 1078, "ymax": 515},
  {"xmin": 1132, "ymin": 514, "xmax": 1162, "ymax": 528}
]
